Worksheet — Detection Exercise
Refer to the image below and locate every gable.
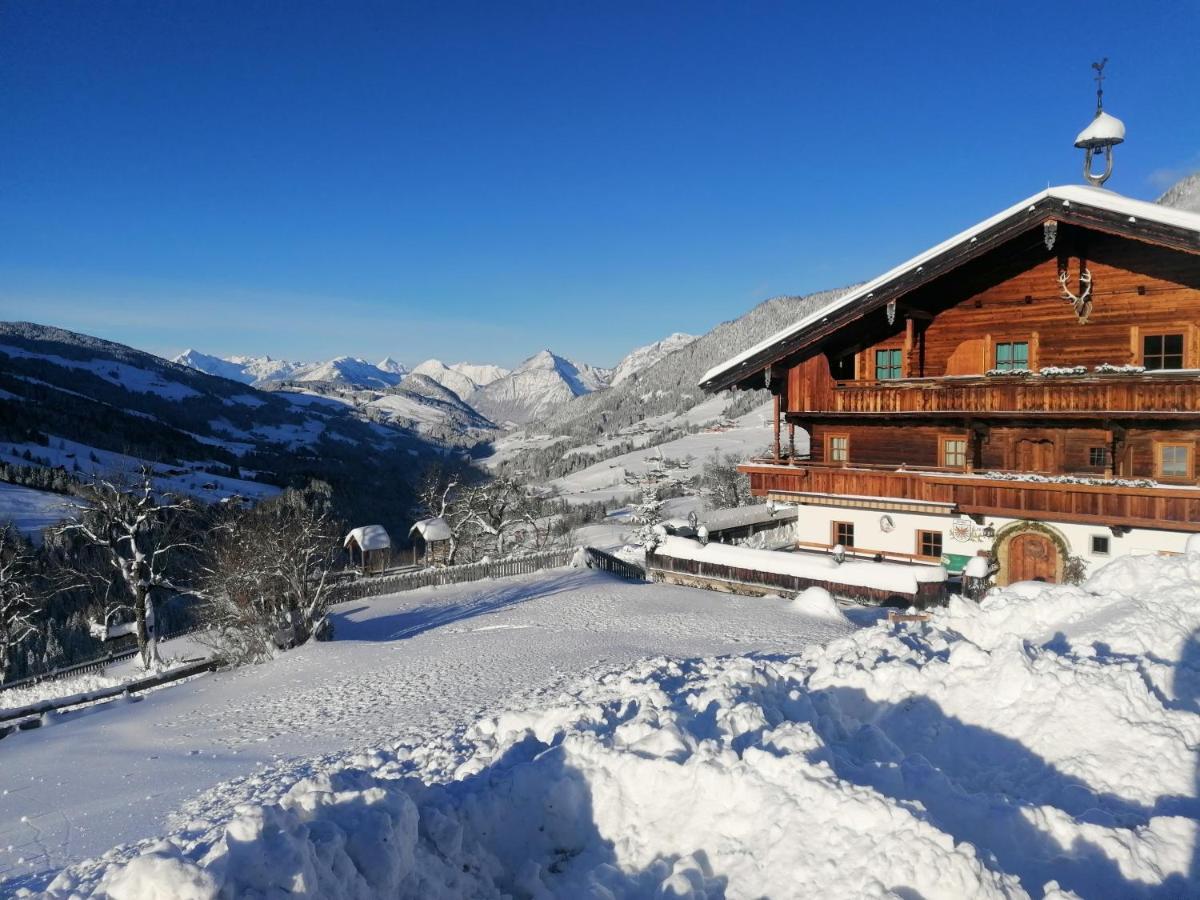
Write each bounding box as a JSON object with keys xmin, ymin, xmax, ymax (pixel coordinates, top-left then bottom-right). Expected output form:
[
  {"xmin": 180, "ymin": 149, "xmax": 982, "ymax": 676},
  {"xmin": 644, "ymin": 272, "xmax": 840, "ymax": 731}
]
[{"xmin": 701, "ymin": 186, "xmax": 1200, "ymax": 393}]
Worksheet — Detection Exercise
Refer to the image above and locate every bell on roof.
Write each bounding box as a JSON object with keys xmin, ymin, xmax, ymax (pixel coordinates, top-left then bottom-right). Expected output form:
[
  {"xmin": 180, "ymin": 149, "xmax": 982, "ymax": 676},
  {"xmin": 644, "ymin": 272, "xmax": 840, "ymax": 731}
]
[{"xmin": 1075, "ymin": 59, "xmax": 1125, "ymax": 187}]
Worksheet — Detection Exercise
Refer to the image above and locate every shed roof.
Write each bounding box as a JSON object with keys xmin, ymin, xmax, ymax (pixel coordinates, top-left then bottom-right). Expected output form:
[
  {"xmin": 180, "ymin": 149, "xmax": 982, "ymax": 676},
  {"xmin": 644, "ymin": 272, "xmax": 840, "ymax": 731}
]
[
  {"xmin": 701, "ymin": 503, "xmax": 798, "ymax": 532},
  {"xmin": 700, "ymin": 184, "xmax": 1200, "ymax": 392},
  {"xmin": 344, "ymin": 525, "xmax": 391, "ymax": 552},
  {"xmin": 410, "ymin": 517, "xmax": 453, "ymax": 542}
]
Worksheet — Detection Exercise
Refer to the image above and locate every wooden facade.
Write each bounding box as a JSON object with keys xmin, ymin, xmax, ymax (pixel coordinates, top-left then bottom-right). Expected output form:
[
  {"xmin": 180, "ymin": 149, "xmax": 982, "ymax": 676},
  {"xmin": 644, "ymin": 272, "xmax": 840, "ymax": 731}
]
[{"xmin": 703, "ymin": 187, "xmax": 1200, "ymax": 585}]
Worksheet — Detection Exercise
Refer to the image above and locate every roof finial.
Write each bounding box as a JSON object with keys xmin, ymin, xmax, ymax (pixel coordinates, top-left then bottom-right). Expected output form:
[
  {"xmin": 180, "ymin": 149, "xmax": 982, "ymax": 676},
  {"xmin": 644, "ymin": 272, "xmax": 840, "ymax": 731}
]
[
  {"xmin": 1074, "ymin": 59, "xmax": 1124, "ymax": 187},
  {"xmin": 1092, "ymin": 58, "xmax": 1108, "ymax": 113}
]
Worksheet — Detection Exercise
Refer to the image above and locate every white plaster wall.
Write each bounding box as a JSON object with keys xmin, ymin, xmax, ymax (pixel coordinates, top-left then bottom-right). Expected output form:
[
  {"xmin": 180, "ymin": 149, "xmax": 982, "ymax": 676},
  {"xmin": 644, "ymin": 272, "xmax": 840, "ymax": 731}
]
[{"xmin": 787, "ymin": 503, "xmax": 1190, "ymax": 569}]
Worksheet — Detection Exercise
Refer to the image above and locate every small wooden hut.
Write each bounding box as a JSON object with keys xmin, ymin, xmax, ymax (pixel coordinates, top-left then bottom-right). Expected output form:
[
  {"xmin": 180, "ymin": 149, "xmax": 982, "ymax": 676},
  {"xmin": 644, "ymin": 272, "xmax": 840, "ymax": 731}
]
[
  {"xmin": 343, "ymin": 525, "xmax": 392, "ymax": 574},
  {"xmin": 410, "ymin": 517, "xmax": 453, "ymax": 565}
]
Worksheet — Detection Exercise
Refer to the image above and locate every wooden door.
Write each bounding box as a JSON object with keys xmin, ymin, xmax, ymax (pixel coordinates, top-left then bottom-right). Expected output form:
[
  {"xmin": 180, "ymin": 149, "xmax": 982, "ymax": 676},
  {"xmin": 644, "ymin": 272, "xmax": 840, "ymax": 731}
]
[
  {"xmin": 1008, "ymin": 532, "xmax": 1057, "ymax": 583},
  {"xmin": 1016, "ymin": 439, "xmax": 1055, "ymax": 473}
]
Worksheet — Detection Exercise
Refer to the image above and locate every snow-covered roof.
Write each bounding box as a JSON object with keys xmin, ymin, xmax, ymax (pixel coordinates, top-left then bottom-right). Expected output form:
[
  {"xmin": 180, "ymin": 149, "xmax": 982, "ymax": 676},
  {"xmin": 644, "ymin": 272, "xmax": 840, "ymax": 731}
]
[
  {"xmin": 700, "ymin": 184, "xmax": 1200, "ymax": 390},
  {"xmin": 701, "ymin": 503, "xmax": 798, "ymax": 532},
  {"xmin": 410, "ymin": 517, "xmax": 452, "ymax": 542},
  {"xmin": 344, "ymin": 525, "xmax": 391, "ymax": 551},
  {"xmin": 654, "ymin": 536, "xmax": 945, "ymax": 595}
]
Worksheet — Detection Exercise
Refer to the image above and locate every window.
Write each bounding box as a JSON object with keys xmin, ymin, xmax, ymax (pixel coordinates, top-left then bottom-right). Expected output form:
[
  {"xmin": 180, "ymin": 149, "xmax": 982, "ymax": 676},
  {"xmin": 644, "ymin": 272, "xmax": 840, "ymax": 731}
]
[
  {"xmin": 1088, "ymin": 447, "xmax": 1108, "ymax": 468},
  {"xmin": 1090, "ymin": 535, "xmax": 1111, "ymax": 556},
  {"xmin": 940, "ymin": 436, "xmax": 967, "ymax": 468},
  {"xmin": 1158, "ymin": 443, "xmax": 1193, "ymax": 479},
  {"xmin": 875, "ymin": 348, "xmax": 902, "ymax": 380},
  {"xmin": 832, "ymin": 521, "xmax": 855, "ymax": 548},
  {"xmin": 1143, "ymin": 333, "xmax": 1185, "ymax": 370},
  {"xmin": 826, "ymin": 433, "xmax": 849, "ymax": 463},
  {"xmin": 994, "ymin": 341, "xmax": 1029, "ymax": 372},
  {"xmin": 917, "ymin": 530, "xmax": 943, "ymax": 559}
]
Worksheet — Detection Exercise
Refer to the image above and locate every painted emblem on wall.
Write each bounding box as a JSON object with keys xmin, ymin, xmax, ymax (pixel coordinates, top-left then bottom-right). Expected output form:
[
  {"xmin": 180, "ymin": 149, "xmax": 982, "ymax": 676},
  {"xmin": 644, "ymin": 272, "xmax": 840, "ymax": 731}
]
[
  {"xmin": 949, "ymin": 518, "xmax": 975, "ymax": 543},
  {"xmin": 879, "ymin": 514, "xmax": 895, "ymax": 533}
]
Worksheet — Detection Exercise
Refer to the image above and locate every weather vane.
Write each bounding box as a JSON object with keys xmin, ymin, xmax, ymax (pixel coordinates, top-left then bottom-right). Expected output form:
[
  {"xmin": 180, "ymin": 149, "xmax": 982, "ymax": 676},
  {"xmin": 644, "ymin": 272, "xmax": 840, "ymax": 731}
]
[
  {"xmin": 1075, "ymin": 58, "xmax": 1123, "ymax": 186},
  {"xmin": 1092, "ymin": 58, "xmax": 1108, "ymax": 112}
]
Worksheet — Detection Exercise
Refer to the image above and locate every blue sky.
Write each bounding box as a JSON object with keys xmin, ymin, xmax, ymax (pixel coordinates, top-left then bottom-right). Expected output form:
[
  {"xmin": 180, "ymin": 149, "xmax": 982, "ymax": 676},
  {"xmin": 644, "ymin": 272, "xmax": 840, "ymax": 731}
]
[{"xmin": 0, "ymin": 2, "xmax": 1196, "ymax": 369}]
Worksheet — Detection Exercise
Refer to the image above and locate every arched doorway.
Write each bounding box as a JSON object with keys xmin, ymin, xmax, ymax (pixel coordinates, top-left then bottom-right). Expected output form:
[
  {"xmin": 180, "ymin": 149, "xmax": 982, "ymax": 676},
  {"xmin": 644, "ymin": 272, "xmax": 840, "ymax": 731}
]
[{"xmin": 1007, "ymin": 531, "xmax": 1059, "ymax": 584}]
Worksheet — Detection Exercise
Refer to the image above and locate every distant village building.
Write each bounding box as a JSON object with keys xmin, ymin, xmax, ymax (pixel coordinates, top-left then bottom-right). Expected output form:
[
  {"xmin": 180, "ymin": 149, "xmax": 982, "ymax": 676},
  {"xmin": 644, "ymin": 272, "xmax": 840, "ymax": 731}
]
[
  {"xmin": 343, "ymin": 525, "xmax": 392, "ymax": 574},
  {"xmin": 697, "ymin": 86, "xmax": 1200, "ymax": 591},
  {"xmin": 410, "ymin": 517, "xmax": 453, "ymax": 565}
]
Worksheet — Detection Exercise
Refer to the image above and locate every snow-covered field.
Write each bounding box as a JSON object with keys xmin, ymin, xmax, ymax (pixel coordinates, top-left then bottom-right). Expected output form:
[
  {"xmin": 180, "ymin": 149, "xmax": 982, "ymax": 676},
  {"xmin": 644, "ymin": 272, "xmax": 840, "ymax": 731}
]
[
  {"xmin": 11, "ymin": 551, "xmax": 1200, "ymax": 898},
  {"xmin": 0, "ymin": 483, "xmax": 80, "ymax": 543},
  {"xmin": 546, "ymin": 403, "xmax": 785, "ymax": 506},
  {"xmin": 0, "ymin": 567, "xmax": 856, "ymax": 894}
]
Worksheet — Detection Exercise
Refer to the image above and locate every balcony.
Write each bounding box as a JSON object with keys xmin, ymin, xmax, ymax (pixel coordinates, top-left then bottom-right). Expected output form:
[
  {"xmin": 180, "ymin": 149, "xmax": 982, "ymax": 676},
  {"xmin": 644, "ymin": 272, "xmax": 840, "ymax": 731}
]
[
  {"xmin": 790, "ymin": 372, "xmax": 1200, "ymax": 419},
  {"xmin": 740, "ymin": 461, "xmax": 1200, "ymax": 532}
]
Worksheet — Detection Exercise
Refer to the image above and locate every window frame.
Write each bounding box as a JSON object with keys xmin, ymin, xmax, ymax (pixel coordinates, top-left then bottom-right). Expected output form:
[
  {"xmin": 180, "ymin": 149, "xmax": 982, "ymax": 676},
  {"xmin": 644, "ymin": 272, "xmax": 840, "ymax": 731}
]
[
  {"xmin": 831, "ymin": 520, "xmax": 855, "ymax": 548},
  {"xmin": 1142, "ymin": 332, "xmax": 1186, "ymax": 371},
  {"xmin": 916, "ymin": 530, "xmax": 943, "ymax": 560},
  {"xmin": 939, "ymin": 435, "xmax": 968, "ymax": 470},
  {"xmin": 1087, "ymin": 446, "xmax": 1108, "ymax": 468},
  {"xmin": 1090, "ymin": 534, "xmax": 1111, "ymax": 556},
  {"xmin": 825, "ymin": 432, "xmax": 850, "ymax": 464},
  {"xmin": 1156, "ymin": 441, "xmax": 1194, "ymax": 480},
  {"xmin": 874, "ymin": 347, "xmax": 903, "ymax": 381},
  {"xmin": 993, "ymin": 340, "xmax": 1030, "ymax": 372}
]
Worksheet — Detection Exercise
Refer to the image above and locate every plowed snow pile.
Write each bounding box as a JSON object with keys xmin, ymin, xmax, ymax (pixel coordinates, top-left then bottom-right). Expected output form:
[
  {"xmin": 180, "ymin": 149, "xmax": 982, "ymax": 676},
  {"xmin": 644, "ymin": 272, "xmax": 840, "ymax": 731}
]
[{"xmin": 47, "ymin": 554, "xmax": 1200, "ymax": 898}]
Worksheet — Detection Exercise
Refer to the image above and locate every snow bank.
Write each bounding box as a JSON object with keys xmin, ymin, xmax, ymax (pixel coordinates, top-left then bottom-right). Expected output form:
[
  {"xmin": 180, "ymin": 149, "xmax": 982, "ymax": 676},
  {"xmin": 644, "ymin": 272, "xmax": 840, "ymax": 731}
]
[
  {"xmin": 47, "ymin": 553, "xmax": 1200, "ymax": 898},
  {"xmin": 790, "ymin": 585, "xmax": 847, "ymax": 622}
]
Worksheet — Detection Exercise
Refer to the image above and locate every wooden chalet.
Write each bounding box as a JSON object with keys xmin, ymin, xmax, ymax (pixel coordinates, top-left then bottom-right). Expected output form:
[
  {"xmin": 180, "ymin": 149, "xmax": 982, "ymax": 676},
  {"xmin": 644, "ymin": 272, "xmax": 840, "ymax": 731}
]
[{"xmin": 701, "ymin": 121, "xmax": 1200, "ymax": 587}]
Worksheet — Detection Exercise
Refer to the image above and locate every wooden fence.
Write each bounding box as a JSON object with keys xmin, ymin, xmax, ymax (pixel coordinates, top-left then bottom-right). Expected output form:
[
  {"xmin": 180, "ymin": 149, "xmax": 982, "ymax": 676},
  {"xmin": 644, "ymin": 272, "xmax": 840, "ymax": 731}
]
[
  {"xmin": 0, "ymin": 621, "xmax": 206, "ymax": 694},
  {"xmin": 581, "ymin": 546, "xmax": 646, "ymax": 581},
  {"xmin": 0, "ymin": 657, "xmax": 222, "ymax": 738},
  {"xmin": 646, "ymin": 550, "xmax": 946, "ymax": 609}
]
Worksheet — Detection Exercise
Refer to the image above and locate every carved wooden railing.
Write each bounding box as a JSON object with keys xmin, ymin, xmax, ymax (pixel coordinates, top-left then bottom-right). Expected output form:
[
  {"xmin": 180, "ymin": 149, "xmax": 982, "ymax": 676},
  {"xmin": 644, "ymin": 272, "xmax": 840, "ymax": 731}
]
[
  {"xmin": 740, "ymin": 462, "xmax": 1200, "ymax": 532},
  {"xmin": 791, "ymin": 373, "xmax": 1200, "ymax": 417}
]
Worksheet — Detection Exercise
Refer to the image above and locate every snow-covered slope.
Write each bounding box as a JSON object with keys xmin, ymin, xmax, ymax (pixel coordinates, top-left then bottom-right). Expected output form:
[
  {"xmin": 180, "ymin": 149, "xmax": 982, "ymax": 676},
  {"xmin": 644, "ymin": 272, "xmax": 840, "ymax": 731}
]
[
  {"xmin": 470, "ymin": 350, "xmax": 613, "ymax": 426},
  {"xmin": 37, "ymin": 551, "xmax": 1200, "ymax": 898},
  {"xmin": 450, "ymin": 361, "xmax": 507, "ymax": 387},
  {"xmin": 0, "ymin": 323, "xmax": 440, "ymax": 527},
  {"xmin": 610, "ymin": 331, "xmax": 697, "ymax": 385},
  {"xmin": 408, "ymin": 359, "xmax": 484, "ymax": 401},
  {"xmin": 364, "ymin": 374, "xmax": 496, "ymax": 436},
  {"xmin": 1158, "ymin": 171, "xmax": 1200, "ymax": 213},
  {"xmin": 175, "ymin": 351, "xmax": 409, "ymax": 389}
]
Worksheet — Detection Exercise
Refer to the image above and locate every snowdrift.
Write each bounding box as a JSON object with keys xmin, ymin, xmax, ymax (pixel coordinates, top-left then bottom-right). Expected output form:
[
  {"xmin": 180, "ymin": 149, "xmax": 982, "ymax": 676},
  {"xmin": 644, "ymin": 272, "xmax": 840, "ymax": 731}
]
[{"xmin": 49, "ymin": 553, "xmax": 1200, "ymax": 898}]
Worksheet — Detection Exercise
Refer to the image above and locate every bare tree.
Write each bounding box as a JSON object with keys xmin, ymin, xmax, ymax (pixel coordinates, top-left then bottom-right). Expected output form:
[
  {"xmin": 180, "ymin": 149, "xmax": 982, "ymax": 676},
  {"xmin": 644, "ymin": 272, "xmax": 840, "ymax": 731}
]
[
  {"xmin": 700, "ymin": 452, "xmax": 752, "ymax": 509},
  {"xmin": 458, "ymin": 476, "xmax": 537, "ymax": 558},
  {"xmin": 415, "ymin": 465, "xmax": 468, "ymax": 564},
  {"xmin": 59, "ymin": 468, "xmax": 196, "ymax": 670},
  {"xmin": 199, "ymin": 483, "xmax": 341, "ymax": 664},
  {"xmin": 0, "ymin": 524, "xmax": 41, "ymax": 681}
]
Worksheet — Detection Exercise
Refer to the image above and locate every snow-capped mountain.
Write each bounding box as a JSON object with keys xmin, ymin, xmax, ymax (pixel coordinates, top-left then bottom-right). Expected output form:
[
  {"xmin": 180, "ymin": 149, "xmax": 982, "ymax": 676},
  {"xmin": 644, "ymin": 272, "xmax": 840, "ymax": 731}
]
[
  {"xmin": 610, "ymin": 332, "xmax": 697, "ymax": 385},
  {"xmin": 174, "ymin": 351, "xmax": 407, "ymax": 390},
  {"xmin": 291, "ymin": 356, "xmax": 404, "ymax": 389},
  {"xmin": 450, "ymin": 362, "xmax": 508, "ymax": 387},
  {"xmin": 409, "ymin": 359, "xmax": 482, "ymax": 402},
  {"xmin": 173, "ymin": 349, "xmax": 302, "ymax": 385},
  {"xmin": 1158, "ymin": 171, "xmax": 1200, "ymax": 213},
  {"xmin": 376, "ymin": 357, "xmax": 409, "ymax": 377},
  {"xmin": 363, "ymin": 373, "xmax": 495, "ymax": 437},
  {"xmin": 470, "ymin": 350, "xmax": 612, "ymax": 426}
]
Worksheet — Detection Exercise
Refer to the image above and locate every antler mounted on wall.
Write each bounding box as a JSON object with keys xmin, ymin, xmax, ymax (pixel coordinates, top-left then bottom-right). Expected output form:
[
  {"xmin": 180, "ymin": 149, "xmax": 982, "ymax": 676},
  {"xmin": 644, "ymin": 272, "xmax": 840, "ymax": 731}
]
[{"xmin": 1058, "ymin": 264, "xmax": 1093, "ymax": 323}]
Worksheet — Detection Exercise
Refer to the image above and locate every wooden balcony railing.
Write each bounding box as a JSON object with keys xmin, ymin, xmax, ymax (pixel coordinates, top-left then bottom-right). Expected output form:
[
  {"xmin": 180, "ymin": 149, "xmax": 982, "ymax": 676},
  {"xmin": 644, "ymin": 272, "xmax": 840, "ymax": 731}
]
[
  {"xmin": 791, "ymin": 372, "xmax": 1200, "ymax": 418},
  {"xmin": 741, "ymin": 461, "xmax": 1200, "ymax": 532}
]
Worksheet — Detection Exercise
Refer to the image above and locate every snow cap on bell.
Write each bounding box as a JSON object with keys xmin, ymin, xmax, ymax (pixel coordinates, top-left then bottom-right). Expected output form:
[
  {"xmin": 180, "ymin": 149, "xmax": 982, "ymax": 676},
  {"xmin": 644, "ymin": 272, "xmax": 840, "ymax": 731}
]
[{"xmin": 1074, "ymin": 110, "xmax": 1125, "ymax": 149}]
